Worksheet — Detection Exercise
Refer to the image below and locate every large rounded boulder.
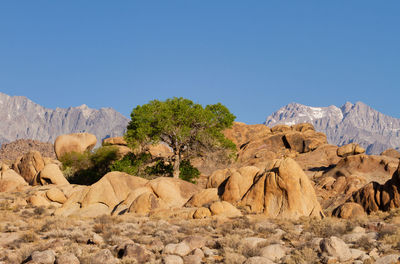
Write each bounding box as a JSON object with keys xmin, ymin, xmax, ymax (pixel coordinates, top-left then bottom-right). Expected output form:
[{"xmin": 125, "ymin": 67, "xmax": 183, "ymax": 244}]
[
  {"xmin": 54, "ymin": 133, "xmax": 97, "ymax": 159},
  {"xmin": 12, "ymin": 151, "xmax": 45, "ymax": 185},
  {"xmin": 239, "ymin": 158, "xmax": 324, "ymax": 219}
]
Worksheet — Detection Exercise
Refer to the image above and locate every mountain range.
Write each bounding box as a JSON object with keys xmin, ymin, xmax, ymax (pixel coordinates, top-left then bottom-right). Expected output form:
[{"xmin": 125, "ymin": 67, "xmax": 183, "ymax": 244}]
[
  {"xmin": 0, "ymin": 92, "xmax": 129, "ymax": 146},
  {"xmin": 265, "ymin": 101, "xmax": 400, "ymax": 154}
]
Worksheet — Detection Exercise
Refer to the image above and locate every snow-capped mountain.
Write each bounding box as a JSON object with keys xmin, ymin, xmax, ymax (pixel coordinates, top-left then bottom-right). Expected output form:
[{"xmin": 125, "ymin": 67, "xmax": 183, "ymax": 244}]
[
  {"xmin": 265, "ymin": 102, "xmax": 400, "ymax": 154},
  {"xmin": 0, "ymin": 92, "xmax": 129, "ymax": 146}
]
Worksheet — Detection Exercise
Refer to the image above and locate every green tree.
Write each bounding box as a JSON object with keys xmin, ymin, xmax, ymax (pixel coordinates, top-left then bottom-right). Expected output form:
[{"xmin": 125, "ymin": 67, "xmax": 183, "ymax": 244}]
[{"xmin": 125, "ymin": 97, "xmax": 236, "ymax": 178}]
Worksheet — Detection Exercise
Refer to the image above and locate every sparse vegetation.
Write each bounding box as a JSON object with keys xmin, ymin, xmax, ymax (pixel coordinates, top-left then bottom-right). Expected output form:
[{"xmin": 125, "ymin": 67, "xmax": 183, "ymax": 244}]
[{"xmin": 60, "ymin": 146, "xmax": 119, "ymax": 185}]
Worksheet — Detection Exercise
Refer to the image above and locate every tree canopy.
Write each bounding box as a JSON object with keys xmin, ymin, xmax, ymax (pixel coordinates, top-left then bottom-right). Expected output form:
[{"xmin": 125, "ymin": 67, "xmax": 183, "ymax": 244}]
[{"xmin": 125, "ymin": 97, "xmax": 236, "ymax": 178}]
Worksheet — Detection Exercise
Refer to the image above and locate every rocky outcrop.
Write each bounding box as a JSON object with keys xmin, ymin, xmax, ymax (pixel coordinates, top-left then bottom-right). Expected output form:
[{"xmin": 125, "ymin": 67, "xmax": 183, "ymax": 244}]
[
  {"xmin": 0, "ymin": 139, "xmax": 56, "ymax": 163},
  {"xmin": 55, "ymin": 173, "xmax": 200, "ymax": 217},
  {"xmin": 316, "ymin": 154, "xmax": 399, "ymax": 213},
  {"xmin": 348, "ymin": 164, "xmax": 400, "ymax": 213},
  {"xmin": 337, "ymin": 143, "xmax": 365, "ymax": 157},
  {"xmin": 0, "ymin": 168, "xmax": 28, "ymax": 192},
  {"xmin": 381, "ymin": 148, "xmax": 400, "ymax": 159},
  {"xmin": 239, "ymin": 158, "xmax": 323, "ymax": 219},
  {"xmin": 54, "ymin": 133, "xmax": 97, "ymax": 159},
  {"xmin": 233, "ymin": 123, "xmax": 327, "ymax": 167},
  {"xmin": 37, "ymin": 164, "xmax": 69, "ymax": 186},
  {"xmin": 12, "ymin": 151, "xmax": 45, "ymax": 185},
  {"xmin": 332, "ymin": 202, "xmax": 367, "ymax": 219}
]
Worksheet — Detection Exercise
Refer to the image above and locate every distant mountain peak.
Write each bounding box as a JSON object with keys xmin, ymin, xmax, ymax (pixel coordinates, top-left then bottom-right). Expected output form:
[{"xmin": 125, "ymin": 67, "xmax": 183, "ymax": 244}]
[
  {"xmin": 265, "ymin": 102, "xmax": 400, "ymax": 154},
  {"xmin": 0, "ymin": 92, "xmax": 129, "ymax": 146}
]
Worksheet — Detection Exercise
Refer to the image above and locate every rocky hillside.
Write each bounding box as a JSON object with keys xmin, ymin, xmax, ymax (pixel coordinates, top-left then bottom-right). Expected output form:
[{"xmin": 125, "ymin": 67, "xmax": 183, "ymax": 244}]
[
  {"xmin": 0, "ymin": 139, "xmax": 55, "ymax": 163},
  {"xmin": 265, "ymin": 101, "xmax": 400, "ymax": 154},
  {"xmin": 0, "ymin": 92, "xmax": 129, "ymax": 146}
]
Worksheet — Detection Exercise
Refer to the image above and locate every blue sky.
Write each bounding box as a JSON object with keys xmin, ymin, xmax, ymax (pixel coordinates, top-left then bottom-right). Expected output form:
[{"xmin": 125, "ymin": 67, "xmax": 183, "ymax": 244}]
[{"xmin": 1, "ymin": 1, "xmax": 399, "ymax": 123}]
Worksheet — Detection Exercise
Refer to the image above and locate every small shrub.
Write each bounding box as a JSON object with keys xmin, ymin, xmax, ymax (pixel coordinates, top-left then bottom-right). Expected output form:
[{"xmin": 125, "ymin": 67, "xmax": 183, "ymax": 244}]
[{"xmin": 61, "ymin": 146, "xmax": 119, "ymax": 185}]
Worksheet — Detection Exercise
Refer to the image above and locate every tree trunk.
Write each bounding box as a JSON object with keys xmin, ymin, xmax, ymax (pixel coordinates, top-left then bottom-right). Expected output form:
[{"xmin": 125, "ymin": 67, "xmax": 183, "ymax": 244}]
[{"xmin": 172, "ymin": 151, "xmax": 181, "ymax": 178}]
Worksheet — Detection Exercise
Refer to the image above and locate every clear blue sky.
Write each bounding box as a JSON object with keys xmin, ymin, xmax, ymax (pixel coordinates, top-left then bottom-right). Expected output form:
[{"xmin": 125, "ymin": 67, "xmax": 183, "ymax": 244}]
[{"xmin": 1, "ymin": 1, "xmax": 399, "ymax": 124}]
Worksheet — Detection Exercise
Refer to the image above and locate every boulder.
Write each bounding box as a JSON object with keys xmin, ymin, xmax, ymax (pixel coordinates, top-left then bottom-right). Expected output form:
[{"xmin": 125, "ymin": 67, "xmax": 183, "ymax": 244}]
[
  {"xmin": 240, "ymin": 158, "xmax": 323, "ymax": 219},
  {"xmin": 46, "ymin": 188, "xmax": 67, "ymax": 203},
  {"xmin": 54, "ymin": 133, "xmax": 97, "ymax": 159},
  {"xmin": 294, "ymin": 144, "xmax": 340, "ymax": 177},
  {"xmin": 55, "ymin": 172, "xmax": 148, "ymax": 216},
  {"xmin": 146, "ymin": 177, "xmax": 200, "ymax": 208},
  {"xmin": 80, "ymin": 171, "xmax": 148, "ymax": 209},
  {"xmin": 206, "ymin": 168, "xmax": 234, "ymax": 189},
  {"xmin": 185, "ymin": 188, "xmax": 220, "ymax": 207},
  {"xmin": 163, "ymin": 242, "xmax": 192, "ymax": 257},
  {"xmin": 12, "ymin": 151, "xmax": 45, "ymax": 185},
  {"xmin": 0, "ymin": 169, "xmax": 28, "ymax": 192},
  {"xmin": 30, "ymin": 250, "xmax": 56, "ymax": 264},
  {"xmin": 89, "ymin": 249, "xmax": 118, "ymax": 264},
  {"xmin": 209, "ymin": 201, "xmax": 242, "ymax": 217},
  {"xmin": 221, "ymin": 166, "xmax": 260, "ymax": 204},
  {"xmin": 320, "ymin": 236, "xmax": 352, "ymax": 262},
  {"xmin": 337, "ymin": 143, "xmax": 365, "ymax": 157},
  {"xmin": 349, "ymin": 163, "xmax": 400, "ymax": 213},
  {"xmin": 56, "ymin": 253, "xmax": 79, "ymax": 264},
  {"xmin": 28, "ymin": 194, "xmax": 51, "ymax": 207},
  {"xmin": 270, "ymin": 124, "xmax": 291, "ymax": 133},
  {"xmin": 163, "ymin": 255, "xmax": 183, "ymax": 264},
  {"xmin": 122, "ymin": 243, "xmax": 153, "ymax": 263},
  {"xmin": 146, "ymin": 143, "xmax": 173, "ymax": 158},
  {"xmin": 128, "ymin": 192, "xmax": 164, "ymax": 215},
  {"xmin": 381, "ymin": 148, "xmax": 400, "ymax": 159},
  {"xmin": 224, "ymin": 122, "xmax": 271, "ymax": 148},
  {"xmin": 291, "ymin": 123, "xmax": 315, "ymax": 132},
  {"xmin": 193, "ymin": 207, "xmax": 212, "ymax": 219},
  {"xmin": 332, "ymin": 202, "xmax": 366, "ymax": 219},
  {"xmin": 102, "ymin": 136, "xmax": 127, "ymax": 146},
  {"xmin": 260, "ymin": 244, "xmax": 287, "ymax": 262},
  {"xmin": 37, "ymin": 163, "xmax": 69, "ymax": 185}
]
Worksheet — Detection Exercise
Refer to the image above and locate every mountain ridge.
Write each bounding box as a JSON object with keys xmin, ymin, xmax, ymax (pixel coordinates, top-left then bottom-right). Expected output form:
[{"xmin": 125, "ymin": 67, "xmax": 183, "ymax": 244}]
[
  {"xmin": 0, "ymin": 92, "xmax": 129, "ymax": 146},
  {"xmin": 265, "ymin": 101, "xmax": 400, "ymax": 154}
]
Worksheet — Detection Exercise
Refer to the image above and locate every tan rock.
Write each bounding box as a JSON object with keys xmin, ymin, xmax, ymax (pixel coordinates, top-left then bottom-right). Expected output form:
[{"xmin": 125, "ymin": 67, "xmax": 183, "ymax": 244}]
[
  {"xmin": 81, "ymin": 171, "xmax": 148, "ymax": 209},
  {"xmin": 349, "ymin": 163, "xmax": 400, "ymax": 213},
  {"xmin": 0, "ymin": 169, "xmax": 28, "ymax": 192},
  {"xmin": 337, "ymin": 143, "xmax": 365, "ymax": 157},
  {"xmin": 102, "ymin": 136, "xmax": 127, "ymax": 146},
  {"xmin": 146, "ymin": 143, "xmax": 173, "ymax": 158},
  {"xmin": 29, "ymin": 194, "xmax": 51, "ymax": 207},
  {"xmin": 206, "ymin": 168, "xmax": 234, "ymax": 189},
  {"xmin": 291, "ymin": 123, "xmax": 315, "ymax": 132},
  {"xmin": 54, "ymin": 133, "xmax": 97, "ymax": 159},
  {"xmin": 193, "ymin": 207, "xmax": 212, "ymax": 219},
  {"xmin": 112, "ymin": 186, "xmax": 154, "ymax": 215},
  {"xmin": 38, "ymin": 163, "xmax": 69, "ymax": 186},
  {"xmin": 209, "ymin": 201, "xmax": 242, "ymax": 217},
  {"xmin": 185, "ymin": 188, "xmax": 220, "ymax": 207},
  {"xmin": 114, "ymin": 145, "xmax": 132, "ymax": 158},
  {"xmin": 270, "ymin": 124, "xmax": 291, "ymax": 133},
  {"xmin": 240, "ymin": 158, "xmax": 324, "ymax": 219},
  {"xmin": 332, "ymin": 202, "xmax": 366, "ymax": 219},
  {"xmin": 224, "ymin": 122, "xmax": 271, "ymax": 149},
  {"xmin": 381, "ymin": 148, "xmax": 400, "ymax": 159},
  {"xmin": 12, "ymin": 151, "xmax": 45, "ymax": 185},
  {"xmin": 46, "ymin": 188, "xmax": 67, "ymax": 204},
  {"xmin": 128, "ymin": 192, "xmax": 163, "ymax": 215},
  {"xmin": 221, "ymin": 166, "xmax": 260, "ymax": 204},
  {"xmin": 147, "ymin": 177, "xmax": 200, "ymax": 208}
]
